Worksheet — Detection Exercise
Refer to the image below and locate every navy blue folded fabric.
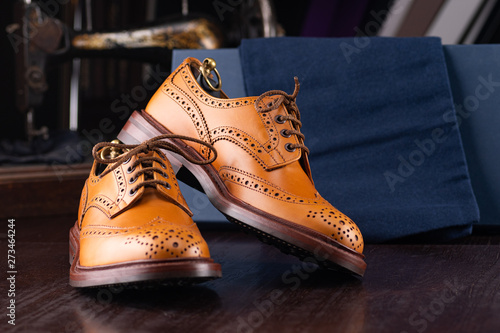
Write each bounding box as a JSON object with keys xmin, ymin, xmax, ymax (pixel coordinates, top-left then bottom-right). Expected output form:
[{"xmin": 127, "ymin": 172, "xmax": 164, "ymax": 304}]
[
  {"xmin": 444, "ymin": 45, "xmax": 500, "ymax": 226},
  {"xmin": 239, "ymin": 37, "xmax": 479, "ymax": 242}
]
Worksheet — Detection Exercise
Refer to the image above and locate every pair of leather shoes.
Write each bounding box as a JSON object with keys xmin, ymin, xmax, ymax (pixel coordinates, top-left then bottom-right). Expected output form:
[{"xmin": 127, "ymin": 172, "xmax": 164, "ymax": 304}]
[{"xmin": 69, "ymin": 57, "xmax": 366, "ymax": 288}]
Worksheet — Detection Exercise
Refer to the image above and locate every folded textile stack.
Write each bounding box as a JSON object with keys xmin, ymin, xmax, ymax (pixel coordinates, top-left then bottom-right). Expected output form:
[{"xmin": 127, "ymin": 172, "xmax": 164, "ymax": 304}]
[{"xmin": 173, "ymin": 36, "xmax": 482, "ymax": 242}]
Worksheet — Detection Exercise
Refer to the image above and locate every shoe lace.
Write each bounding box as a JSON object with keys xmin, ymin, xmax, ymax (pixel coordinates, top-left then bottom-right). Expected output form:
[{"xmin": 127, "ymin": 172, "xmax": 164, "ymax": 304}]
[
  {"xmin": 254, "ymin": 77, "xmax": 309, "ymax": 155},
  {"xmin": 92, "ymin": 134, "xmax": 217, "ymax": 193}
]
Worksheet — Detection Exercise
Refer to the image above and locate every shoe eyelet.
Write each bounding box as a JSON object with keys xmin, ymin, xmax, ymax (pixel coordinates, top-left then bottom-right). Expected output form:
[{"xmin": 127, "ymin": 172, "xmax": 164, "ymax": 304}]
[
  {"xmin": 275, "ymin": 115, "xmax": 286, "ymax": 124},
  {"xmin": 129, "ymin": 188, "xmax": 138, "ymax": 196},
  {"xmin": 129, "ymin": 176, "xmax": 138, "ymax": 184},
  {"xmin": 285, "ymin": 143, "xmax": 296, "ymax": 152},
  {"xmin": 164, "ymin": 183, "xmax": 171, "ymax": 190},
  {"xmin": 122, "ymin": 157, "xmax": 131, "ymax": 165},
  {"xmin": 127, "ymin": 165, "xmax": 136, "ymax": 174},
  {"xmin": 280, "ymin": 129, "xmax": 291, "ymax": 138}
]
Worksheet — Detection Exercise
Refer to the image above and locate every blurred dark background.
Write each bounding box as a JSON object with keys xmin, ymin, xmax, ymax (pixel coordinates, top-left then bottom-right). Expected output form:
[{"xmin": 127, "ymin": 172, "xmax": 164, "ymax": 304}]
[
  {"xmin": 3, "ymin": 0, "xmax": 499, "ymax": 149},
  {"xmin": 1, "ymin": 0, "xmax": 394, "ymax": 145}
]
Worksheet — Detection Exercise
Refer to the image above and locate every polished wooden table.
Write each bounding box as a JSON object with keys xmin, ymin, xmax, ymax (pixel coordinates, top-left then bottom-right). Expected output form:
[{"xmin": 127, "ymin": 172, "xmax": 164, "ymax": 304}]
[{"xmin": 2, "ymin": 215, "xmax": 500, "ymax": 333}]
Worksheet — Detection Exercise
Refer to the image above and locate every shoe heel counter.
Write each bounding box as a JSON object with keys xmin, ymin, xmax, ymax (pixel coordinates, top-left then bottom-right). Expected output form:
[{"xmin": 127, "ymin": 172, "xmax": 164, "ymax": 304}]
[
  {"xmin": 145, "ymin": 77, "xmax": 201, "ymax": 141},
  {"xmin": 77, "ymin": 180, "xmax": 89, "ymax": 228}
]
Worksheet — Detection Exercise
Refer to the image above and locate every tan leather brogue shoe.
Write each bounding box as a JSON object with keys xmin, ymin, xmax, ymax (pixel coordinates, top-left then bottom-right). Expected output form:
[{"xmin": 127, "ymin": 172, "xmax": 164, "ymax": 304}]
[
  {"xmin": 118, "ymin": 57, "xmax": 366, "ymax": 276},
  {"xmin": 69, "ymin": 134, "xmax": 222, "ymax": 287}
]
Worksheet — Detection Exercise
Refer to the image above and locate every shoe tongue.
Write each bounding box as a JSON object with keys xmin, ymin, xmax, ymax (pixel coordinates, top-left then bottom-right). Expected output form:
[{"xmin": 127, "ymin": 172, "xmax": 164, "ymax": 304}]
[{"xmin": 136, "ymin": 151, "xmax": 156, "ymax": 182}]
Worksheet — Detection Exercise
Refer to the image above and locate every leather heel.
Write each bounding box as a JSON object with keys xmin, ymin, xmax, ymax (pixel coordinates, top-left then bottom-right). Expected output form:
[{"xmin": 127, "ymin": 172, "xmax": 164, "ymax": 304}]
[
  {"xmin": 68, "ymin": 221, "xmax": 79, "ymax": 266},
  {"xmin": 118, "ymin": 110, "xmax": 162, "ymax": 144},
  {"xmin": 118, "ymin": 110, "xmax": 184, "ymax": 173}
]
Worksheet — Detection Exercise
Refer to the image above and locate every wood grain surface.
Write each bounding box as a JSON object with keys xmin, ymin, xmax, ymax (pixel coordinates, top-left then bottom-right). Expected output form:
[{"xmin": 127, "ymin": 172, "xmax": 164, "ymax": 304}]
[{"xmin": 1, "ymin": 215, "xmax": 499, "ymax": 333}]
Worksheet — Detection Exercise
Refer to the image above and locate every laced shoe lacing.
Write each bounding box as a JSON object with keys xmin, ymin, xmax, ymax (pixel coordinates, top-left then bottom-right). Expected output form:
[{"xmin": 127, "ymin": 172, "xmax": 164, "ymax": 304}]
[
  {"xmin": 254, "ymin": 77, "xmax": 309, "ymax": 155},
  {"xmin": 92, "ymin": 134, "xmax": 217, "ymax": 196}
]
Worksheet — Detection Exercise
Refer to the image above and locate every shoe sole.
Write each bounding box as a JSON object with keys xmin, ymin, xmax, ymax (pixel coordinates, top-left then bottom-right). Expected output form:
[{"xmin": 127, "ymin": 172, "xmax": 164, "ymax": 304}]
[
  {"xmin": 118, "ymin": 110, "xmax": 367, "ymax": 277},
  {"xmin": 69, "ymin": 221, "xmax": 222, "ymax": 288}
]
